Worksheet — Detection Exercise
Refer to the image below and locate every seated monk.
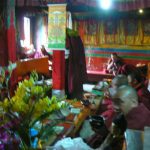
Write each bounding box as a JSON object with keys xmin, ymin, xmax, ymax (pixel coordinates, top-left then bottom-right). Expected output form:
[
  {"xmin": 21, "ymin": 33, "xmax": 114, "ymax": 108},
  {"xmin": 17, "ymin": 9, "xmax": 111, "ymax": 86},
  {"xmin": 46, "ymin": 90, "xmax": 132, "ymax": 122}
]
[
  {"xmin": 113, "ymin": 85, "xmax": 150, "ymax": 130},
  {"xmin": 100, "ymin": 74, "xmax": 128, "ymax": 128},
  {"xmin": 105, "ymin": 53, "xmax": 124, "ymax": 76},
  {"xmin": 127, "ymin": 71, "xmax": 150, "ymax": 111},
  {"xmin": 96, "ymin": 113, "xmax": 127, "ymax": 150},
  {"xmin": 86, "ymin": 113, "xmax": 127, "ymax": 150}
]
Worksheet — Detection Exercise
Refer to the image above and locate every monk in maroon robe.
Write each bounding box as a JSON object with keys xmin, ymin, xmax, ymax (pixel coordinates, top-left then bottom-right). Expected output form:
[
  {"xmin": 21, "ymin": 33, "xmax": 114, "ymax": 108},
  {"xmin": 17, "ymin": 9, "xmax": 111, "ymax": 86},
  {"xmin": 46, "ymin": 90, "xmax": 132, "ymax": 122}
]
[
  {"xmin": 100, "ymin": 74, "xmax": 128, "ymax": 128},
  {"xmin": 128, "ymin": 71, "xmax": 150, "ymax": 111},
  {"xmin": 113, "ymin": 85, "xmax": 150, "ymax": 131},
  {"xmin": 106, "ymin": 53, "xmax": 124, "ymax": 75},
  {"xmin": 125, "ymin": 103, "xmax": 150, "ymax": 130}
]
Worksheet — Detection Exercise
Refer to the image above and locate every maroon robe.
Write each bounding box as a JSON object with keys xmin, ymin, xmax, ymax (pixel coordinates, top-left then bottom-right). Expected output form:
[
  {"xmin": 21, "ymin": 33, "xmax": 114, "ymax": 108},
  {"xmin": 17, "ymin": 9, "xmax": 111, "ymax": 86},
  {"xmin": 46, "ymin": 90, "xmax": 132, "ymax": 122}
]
[
  {"xmin": 99, "ymin": 98, "xmax": 118, "ymax": 128},
  {"xmin": 125, "ymin": 103, "xmax": 150, "ymax": 130},
  {"xmin": 117, "ymin": 64, "xmax": 137, "ymax": 75},
  {"xmin": 66, "ymin": 35, "xmax": 87, "ymax": 99},
  {"xmin": 137, "ymin": 85, "xmax": 150, "ymax": 111}
]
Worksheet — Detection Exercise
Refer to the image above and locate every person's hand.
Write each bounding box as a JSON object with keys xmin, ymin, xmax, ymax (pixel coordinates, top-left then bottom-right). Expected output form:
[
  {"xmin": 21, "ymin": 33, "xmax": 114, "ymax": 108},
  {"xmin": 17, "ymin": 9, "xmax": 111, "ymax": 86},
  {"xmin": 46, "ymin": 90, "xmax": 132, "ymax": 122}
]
[
  {"xmin": 89, "ymin": 115, "xmax": 109, "ymax": 136},
  {"xmin": 83, "ymin": 93, "xmax": 92, "ymax": 100},
  {"xmin": 104, "ymin": 88, "xmax": 111, "ymax": 99}
]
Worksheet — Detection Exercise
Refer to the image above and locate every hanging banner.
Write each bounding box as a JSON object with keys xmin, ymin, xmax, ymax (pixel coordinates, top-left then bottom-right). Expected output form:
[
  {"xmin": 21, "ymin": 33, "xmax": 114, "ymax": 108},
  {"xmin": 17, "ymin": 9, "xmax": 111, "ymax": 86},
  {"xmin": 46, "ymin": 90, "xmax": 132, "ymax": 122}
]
[{"xmin": 48, "ymin": 4, "xmax": 67, "ymax": 50}]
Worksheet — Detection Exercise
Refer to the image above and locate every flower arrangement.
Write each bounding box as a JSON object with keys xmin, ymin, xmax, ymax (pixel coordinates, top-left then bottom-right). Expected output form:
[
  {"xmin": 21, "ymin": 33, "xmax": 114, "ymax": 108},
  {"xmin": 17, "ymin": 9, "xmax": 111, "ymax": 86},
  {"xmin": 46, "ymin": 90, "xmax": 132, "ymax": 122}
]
[{"xmin": 0, "ymin": 71, "xmax": 69, "ymax": 149}]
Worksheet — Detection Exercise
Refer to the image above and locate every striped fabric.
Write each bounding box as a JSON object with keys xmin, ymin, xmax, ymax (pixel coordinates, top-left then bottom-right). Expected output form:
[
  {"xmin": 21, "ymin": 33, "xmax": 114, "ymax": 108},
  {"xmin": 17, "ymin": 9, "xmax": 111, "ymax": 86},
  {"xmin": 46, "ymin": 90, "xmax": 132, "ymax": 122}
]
[{"xmin": 85, "ymin": 48, "xmax": 150, "ymax": 72}]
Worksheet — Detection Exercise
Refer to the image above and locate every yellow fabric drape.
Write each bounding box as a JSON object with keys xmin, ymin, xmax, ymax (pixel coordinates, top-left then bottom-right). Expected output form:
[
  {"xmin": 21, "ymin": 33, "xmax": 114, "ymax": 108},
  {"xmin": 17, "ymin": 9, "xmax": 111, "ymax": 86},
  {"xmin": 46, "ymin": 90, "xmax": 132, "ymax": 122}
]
[{"xmin": 73, "ymin": 19, "xmax": 150, "ymax": 48}]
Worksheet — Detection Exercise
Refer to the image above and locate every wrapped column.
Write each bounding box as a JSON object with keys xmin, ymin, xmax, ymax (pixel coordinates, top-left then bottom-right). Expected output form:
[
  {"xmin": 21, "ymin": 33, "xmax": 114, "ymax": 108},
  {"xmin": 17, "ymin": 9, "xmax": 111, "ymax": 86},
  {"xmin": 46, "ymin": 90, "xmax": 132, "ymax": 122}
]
[{"xmin": 48, "ymin": 4, "xmax": 67, "ymax": 97}]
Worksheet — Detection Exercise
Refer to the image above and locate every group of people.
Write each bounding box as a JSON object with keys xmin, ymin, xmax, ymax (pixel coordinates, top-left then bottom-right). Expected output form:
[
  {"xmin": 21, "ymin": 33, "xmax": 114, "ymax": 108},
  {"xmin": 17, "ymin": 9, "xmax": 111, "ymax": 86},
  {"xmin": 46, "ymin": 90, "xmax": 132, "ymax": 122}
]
[
  {"xmin": 89, "ymin": 53, "xmax": 150, "ymax": 149},
  {"xmin": 78, "ymin": 52, "xmax": 150, "ymax": 150},
  {"xmin": 44, "ymin": 52, "xmax": 149, "ymax": 150}
]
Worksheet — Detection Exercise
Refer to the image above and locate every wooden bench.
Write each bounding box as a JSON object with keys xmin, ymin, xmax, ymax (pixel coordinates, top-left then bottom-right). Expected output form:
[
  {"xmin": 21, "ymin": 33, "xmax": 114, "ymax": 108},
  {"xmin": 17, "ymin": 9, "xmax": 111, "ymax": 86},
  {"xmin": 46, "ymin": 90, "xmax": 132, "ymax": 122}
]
[{"xmin": 15, "ymin": 56, "xmax": 50, "ymax": 77}]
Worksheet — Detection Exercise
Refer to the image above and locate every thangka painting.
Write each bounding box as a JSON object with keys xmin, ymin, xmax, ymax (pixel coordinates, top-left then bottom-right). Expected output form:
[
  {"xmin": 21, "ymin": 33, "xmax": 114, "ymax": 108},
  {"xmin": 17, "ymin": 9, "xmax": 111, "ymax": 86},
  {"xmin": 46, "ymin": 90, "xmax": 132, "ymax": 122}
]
[
  {"xmin": 143, "ymin": 20, "xmax": 150, "ymax": 36},
  {"xmin": 126, "ymin": 20, "xmax": 138, "ymax": 36},
  {"xmin": 48, "ymin": 4, "xmax": 66, "ymax": 49},
  {"xmin": 105, "ymin": 20, "xmax": 117, "ymax": 34},
  {"xmin": 86, "ymin": 21, "xmax": 97, "ymax": 35}
]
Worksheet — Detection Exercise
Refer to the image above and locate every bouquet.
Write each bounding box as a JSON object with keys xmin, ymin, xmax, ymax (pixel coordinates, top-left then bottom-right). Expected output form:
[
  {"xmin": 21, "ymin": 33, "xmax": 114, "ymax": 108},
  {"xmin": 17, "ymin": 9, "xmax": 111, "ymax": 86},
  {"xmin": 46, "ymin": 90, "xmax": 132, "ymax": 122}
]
[{"xmin": 0, "ymin": 71, "xmax": 69, "ymax": 149}]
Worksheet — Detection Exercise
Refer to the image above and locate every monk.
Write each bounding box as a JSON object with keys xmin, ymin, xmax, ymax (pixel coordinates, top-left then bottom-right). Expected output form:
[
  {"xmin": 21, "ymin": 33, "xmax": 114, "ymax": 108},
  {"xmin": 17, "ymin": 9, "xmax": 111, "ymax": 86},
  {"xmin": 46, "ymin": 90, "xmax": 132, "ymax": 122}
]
[
  {"xmin": 113, "ymin": 85, "xmax": 150, "ymax": 130},
  {"xmin": 127, "ymin": 71, "xmax": 150, "ymax": 111},
  {"xmin": 101, "ymin": 74, "xmax": 128, "ymax": 128},
  {"xmin": 106, "ymin": 53, "xmax": 124, "ymax": 75}
]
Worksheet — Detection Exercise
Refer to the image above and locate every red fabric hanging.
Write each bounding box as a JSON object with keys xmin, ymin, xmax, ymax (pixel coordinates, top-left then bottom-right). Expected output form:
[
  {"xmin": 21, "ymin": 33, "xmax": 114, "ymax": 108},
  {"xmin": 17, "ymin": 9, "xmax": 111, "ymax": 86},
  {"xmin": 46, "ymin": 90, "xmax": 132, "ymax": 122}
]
[{"xmin": 52, "ymin": 50, "xmax": 65, "ymax": 90}]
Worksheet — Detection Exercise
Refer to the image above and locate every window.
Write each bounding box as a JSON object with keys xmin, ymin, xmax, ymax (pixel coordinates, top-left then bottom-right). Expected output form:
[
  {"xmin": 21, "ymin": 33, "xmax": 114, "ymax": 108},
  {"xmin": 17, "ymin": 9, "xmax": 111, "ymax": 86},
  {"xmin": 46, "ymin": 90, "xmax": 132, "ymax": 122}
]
[
  {"xmin": 20, "ymin": 17, "xmax": 30, "ymax": 48},
  {"xmin": 24, "ymin": 17, "xmax": 30, "ymax": 48}
]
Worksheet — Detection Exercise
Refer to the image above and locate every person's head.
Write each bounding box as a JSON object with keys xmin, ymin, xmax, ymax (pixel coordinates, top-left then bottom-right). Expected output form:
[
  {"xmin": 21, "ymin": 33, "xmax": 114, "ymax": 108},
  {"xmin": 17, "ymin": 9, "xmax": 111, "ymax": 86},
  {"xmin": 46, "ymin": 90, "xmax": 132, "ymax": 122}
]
[
  {"xmin": 127, "ymin": 70, "xmax": 143, "ymax": 87},
  {"xmin": 111, "ymin": 53, "xmax": 118, "ymax": 61},
  {"xmin": 111, "ymin": 74, "xmax": 128, "ymax": 90},
  {"xmin": 105, "ymin": 75, "xmax": 128, "ymax": 99},
  {"xmin": 113, "ymin": 85, "xmax": 138, "ymax": 115}
]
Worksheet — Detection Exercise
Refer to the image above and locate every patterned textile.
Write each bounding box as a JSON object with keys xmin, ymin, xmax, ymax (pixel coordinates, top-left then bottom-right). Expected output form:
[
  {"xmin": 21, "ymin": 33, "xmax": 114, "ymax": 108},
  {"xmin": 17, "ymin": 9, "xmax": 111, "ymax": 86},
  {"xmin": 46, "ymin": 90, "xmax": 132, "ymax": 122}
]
[
  {"xmin": 125, "ymin": 20, "xmax": 138, "ymax": 36},
  {"xmin": 144, "ymin": 20, "xmax": 150, "ymax": 36},
  {"xmin": 74, "ymin": 18, "xmax": 150, "ymax": 46}
]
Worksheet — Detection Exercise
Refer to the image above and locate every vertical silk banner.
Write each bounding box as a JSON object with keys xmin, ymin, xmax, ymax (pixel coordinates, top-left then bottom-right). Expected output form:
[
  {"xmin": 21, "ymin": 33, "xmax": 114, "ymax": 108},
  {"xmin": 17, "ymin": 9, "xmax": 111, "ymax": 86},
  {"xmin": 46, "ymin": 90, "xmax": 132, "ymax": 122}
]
[
  {"xmin": 48, "ymin": 4, "xmax": 66, "ymax": 49},
  {"xmin": 48, "ymin": 4, "xmax": 66, "ymax": 96}
]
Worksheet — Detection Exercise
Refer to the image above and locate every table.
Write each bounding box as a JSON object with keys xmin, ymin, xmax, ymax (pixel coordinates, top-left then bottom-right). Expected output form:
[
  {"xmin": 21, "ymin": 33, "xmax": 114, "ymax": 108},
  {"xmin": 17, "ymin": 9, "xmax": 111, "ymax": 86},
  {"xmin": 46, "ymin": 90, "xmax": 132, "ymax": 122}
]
[
  {"xmin": 62, "ymin": 97, "xmax": 103, "ymax": 137},
  {"xmin": 44, "ymin": 97, "xmax": 103, "ymax": 147}
]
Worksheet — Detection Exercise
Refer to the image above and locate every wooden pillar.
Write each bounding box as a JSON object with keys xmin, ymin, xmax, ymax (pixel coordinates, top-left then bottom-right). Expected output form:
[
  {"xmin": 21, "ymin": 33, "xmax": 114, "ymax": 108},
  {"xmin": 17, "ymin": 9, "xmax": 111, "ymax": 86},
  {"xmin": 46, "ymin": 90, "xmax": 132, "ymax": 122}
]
[
  {"xmin": 6, "ymin": 0, "xmax": 16, "ymax": 63},
  {"xmin": 5, "ymin": 0, "xmax": 16, "ymax": 89}
]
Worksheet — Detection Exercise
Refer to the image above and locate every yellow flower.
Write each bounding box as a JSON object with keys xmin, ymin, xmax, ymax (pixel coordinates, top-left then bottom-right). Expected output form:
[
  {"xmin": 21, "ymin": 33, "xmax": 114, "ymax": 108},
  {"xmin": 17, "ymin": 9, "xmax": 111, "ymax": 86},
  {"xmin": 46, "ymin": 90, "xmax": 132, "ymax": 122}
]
[
  {"xmin": 2, "ymin": 98, "xmax": 10, "ymax": 110},
  {"xmin": 0, "ymin": 71, "xmax": 70, "ymax": 148},
  {"xmin": 31, "ymin": 86, "xmax": 44, "ymax": 97}
]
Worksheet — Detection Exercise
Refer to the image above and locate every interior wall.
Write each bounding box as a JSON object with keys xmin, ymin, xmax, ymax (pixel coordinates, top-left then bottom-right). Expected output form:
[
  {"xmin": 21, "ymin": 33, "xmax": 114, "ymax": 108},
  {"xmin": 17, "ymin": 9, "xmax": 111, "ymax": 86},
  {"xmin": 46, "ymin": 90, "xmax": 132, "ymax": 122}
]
[{"xmin": 73, "ymin": 16, "xmax": 150, "ymax": 72}]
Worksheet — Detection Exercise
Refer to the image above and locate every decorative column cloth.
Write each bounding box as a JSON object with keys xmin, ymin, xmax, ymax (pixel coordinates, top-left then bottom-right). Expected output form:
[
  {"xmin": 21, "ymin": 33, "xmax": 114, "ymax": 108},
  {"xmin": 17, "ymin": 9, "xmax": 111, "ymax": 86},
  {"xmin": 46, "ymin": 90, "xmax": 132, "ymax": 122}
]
[
  {"xmin": 52, "ymin": 50, "xmax": 65, "ymax": 90},
  {"xmin": 48, "ymin": 4, "xmax": 67, "ymax": 96}
]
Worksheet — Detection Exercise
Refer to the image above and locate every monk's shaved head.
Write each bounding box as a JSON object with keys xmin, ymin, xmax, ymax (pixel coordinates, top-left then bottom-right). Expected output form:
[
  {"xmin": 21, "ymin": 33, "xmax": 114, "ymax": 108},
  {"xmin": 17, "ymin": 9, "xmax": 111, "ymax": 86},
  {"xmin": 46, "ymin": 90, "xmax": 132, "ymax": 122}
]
[
  {"xmin": 116, "ymin": 85, "xmax": 138, "ymax": 102},
  {"xmin": 113, "ymin": 85, "xmax": 138, "ymax": 115},
  {"xmin": 112, "ymin": 75, "xmax": 128, "ymax": 88}
]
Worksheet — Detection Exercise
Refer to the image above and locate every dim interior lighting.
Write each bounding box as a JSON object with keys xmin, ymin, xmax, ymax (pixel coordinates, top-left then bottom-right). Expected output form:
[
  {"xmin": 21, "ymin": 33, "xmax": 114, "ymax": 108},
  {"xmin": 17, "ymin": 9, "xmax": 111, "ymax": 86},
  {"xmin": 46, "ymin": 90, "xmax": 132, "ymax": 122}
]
[
  {"xmin": 99, "ymin": 0, "xmax": 112, "ymax": 10},
  {"xmin": 139, "ymin": 9, "xmax": 143, "ymax": 14}
]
